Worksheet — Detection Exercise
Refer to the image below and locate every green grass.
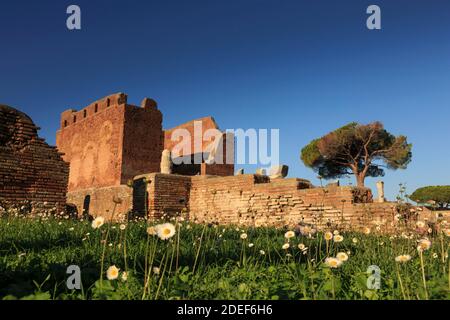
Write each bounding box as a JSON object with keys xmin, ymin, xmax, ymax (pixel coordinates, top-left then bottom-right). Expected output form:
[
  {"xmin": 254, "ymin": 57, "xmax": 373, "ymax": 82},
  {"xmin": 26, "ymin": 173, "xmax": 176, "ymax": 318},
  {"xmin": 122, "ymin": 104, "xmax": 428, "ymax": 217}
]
[{"xmin": 0, "ymin": 216, "xmax": 449, "ymax": 300}]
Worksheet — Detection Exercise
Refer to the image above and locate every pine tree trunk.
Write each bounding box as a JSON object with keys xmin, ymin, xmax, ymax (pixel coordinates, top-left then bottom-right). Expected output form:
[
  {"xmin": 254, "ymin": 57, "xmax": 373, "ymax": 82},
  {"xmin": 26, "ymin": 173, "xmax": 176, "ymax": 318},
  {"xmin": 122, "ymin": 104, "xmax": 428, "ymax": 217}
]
[{"xmin": 356, "ymin": 173, "xmax": 365, "ymax": 188}]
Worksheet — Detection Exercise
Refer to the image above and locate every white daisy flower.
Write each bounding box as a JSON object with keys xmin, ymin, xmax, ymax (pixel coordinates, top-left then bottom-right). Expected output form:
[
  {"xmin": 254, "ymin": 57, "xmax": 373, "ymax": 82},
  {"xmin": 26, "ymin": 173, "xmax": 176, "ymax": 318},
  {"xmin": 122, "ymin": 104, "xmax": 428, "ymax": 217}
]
[
  {"xmin": 284, "ymin": 231, "xmax": 295, "ymax": 239},
  {"xmin": 325, "ymin": 257, "xmax": 343, "ymax": 268},
  {"xmin": 336, "ymin": 252, "xmax": 348, "ymax": 262},
  {"xmin": 92, "ymin": 216, "xmax": 105, "ymax": 229},
  {"xmin": 155, "ymin": 223, "xmax": 176, "ymax": 240},
  {"xmin": 395, "ymin": 255, "xmax": 411, "ymax": 263},
  {"xmin": 106, "ymin": 265, "xmax": 120, "ymax": 280},
  {"xmin": 324, "ymin": 231, "xmax": 333, "ymax": 241},
  {"xmin": 417, "ymin": 238, "xmax": 431, "ymax": 252}
]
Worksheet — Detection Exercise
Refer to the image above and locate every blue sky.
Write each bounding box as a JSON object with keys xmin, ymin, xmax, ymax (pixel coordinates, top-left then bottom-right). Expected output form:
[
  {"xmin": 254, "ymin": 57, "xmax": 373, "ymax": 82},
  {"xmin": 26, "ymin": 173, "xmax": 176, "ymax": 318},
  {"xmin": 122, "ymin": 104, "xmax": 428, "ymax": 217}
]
[{"xmin": 1, "ymin": 0, "xmax": 449, "ymax": 199}]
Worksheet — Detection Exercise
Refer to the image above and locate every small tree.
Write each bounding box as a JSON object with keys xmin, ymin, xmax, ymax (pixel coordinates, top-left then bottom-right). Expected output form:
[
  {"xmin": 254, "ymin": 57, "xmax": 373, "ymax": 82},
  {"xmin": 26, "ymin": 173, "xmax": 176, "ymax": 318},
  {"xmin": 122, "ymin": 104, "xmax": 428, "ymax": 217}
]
[
  {"xmin": 410, "ymin": 186, "xmax": 450, "ymax": 209},
  {"xmin": 301, "ymin": 121, "xmax": 412, "ymax": 187}
]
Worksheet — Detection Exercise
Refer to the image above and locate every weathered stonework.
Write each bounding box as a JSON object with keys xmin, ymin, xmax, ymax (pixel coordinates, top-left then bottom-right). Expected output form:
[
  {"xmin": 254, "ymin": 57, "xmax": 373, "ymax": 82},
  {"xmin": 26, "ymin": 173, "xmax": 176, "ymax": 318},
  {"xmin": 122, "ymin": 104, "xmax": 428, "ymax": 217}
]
[
  {"xmin": 66, "ymin": 185, "xmax": 132, "ymax": 221},
  {"xmin": 120, "ymin": 173, "xmax": 442, "ymax": 231},
  {"xmin": 133, "ymin": 173, "xmax": 408, "ymax": 231},
  {"xmin": 0, "ymin": 105, "xmax": 69, "ymax": 214},
  {"xmin": 188, "ymin": 174, "xmax": 363, "ymax": 229}
]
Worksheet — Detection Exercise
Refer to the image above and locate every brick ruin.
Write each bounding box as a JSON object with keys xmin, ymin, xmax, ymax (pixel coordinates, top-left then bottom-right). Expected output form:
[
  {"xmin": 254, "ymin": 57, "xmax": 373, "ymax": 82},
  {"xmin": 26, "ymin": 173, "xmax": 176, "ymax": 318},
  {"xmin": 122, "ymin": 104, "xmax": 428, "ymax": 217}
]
[
  {"xmin": 0, "ymin": 105, "xmax": 69, "ymax": 215},
  {"xmin": 0, "ymin": 94, "xmax": 445, "ymax": 230},
  {"xmin": 164, "ymin": 117, "xmax": 235, "ymax": 176},
  {"xmin": 137, "ymin": 173, "xmax": 403, "ymax": 231},
  {"xmin": 55, "ymin": 93, "xmax": 235, "ymax": 219},
  {"xmin": 0, "ymin": 93, "xmax": 445, "ymax": 230},
  {"xmin": 0, "ymin": 93, "xmax": 444, "ymax": 230},
  {"xmin": 52, "ymin": 92, "xmax": 435, "ymax": 231}
]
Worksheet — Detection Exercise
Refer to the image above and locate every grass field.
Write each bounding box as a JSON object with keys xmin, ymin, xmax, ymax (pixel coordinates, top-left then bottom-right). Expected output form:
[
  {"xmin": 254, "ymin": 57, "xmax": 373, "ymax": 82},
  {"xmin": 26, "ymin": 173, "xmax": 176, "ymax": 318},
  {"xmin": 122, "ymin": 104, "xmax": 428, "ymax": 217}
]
[{"xmin": 0, "ymin": 215, "xmax": 449, "ymax": 300}]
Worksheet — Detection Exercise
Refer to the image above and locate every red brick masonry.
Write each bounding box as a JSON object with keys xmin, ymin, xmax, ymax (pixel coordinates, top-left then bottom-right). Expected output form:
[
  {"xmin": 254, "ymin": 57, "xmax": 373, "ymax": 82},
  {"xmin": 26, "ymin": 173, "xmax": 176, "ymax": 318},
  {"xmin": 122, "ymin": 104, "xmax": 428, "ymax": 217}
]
[
  {"xmin": 56, "ymin": 93, "xmax": 163, "ymax": 191},
  {"xmin": 0, "ymin": 105, "xmax": 69, "ymax": 214}
]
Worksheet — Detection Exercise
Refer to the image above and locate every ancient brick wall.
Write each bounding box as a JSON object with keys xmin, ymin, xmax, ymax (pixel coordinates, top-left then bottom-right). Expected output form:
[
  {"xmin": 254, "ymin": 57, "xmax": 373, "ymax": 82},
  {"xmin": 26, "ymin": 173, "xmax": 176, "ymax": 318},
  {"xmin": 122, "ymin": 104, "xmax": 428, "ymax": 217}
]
[
  {"xmin": 68, "ymin": 173, "xmax": 192, "ymax": 221},
  {"xmin": 56, "ymin": 94, "xmax": 127, "ymax": 191},
  {"xmin": 200, "ymin": 163, "xmax": 235, "ymax": 176},
  {"xmin": 56, "ymin": 93, "xmax": 163, "ymax": 191},
  {"xmin": 188, "ymin": 174, "xmax": 380, "ymax": 230},
  {"xmin": 164, "ymin": 116, "xmax": 220, "ymax": 154},
  {"xmin": 164, "ymin": 117, "xmax": 234, "ymax": 176},
  {"xmin": 121, "ymin": 101, "xmax": 163, "ymax": 184},
  {"xmin": 65, "ymin": 171, "xmax": 445, "ymax": 231},
  {"xmin": 67, "ymin": 185, "xmax": 132, "ymax": 221},
  {"xmin": 0, "ymin": 105, "xmax": 69, "ymax": 214},
  {"xmin": 147, "ymin": 173, "xmax": 191, "ymax": 218},
  {"xmin": 61, "ymin": 170, "xmax": 438, "ymax": 231},
  {"xmin": 346, "ymin": 203, "xmax": 449, "ymax": 232},
  {"xmin": 78, "ymin": 173, "xmax": 382, "ymax": 230},
  {"xmin": 350, "ymin": 202, "xmax": 397, "ymax": 231},
  {"xmin": 52, "ymin": 93, "xmax": 402, "ymax": 228},
  {"xmin": 200, "ymin": 132, "xmax": 235, "ymax": 176}
]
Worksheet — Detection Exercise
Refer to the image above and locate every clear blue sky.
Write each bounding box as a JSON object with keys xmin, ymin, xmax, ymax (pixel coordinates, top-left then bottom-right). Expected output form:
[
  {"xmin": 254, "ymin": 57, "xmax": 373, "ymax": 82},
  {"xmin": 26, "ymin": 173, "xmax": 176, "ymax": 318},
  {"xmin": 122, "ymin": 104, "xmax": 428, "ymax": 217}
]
[{"xmin": 1, "ymin": 0, "xmax": 449, "ymax": 199}]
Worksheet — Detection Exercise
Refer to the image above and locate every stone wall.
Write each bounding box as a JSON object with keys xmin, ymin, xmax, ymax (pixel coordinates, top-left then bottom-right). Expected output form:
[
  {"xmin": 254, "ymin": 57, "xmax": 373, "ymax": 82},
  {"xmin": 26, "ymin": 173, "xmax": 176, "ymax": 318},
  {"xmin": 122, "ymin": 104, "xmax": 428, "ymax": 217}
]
[
  {"xmin": 351, "ymin": 204, "xmax": 449, "ymax": 231},
  {"xmin": 188, "ymin": 174, "xmax": 368, "ymax": 228},
  {"xmin": 62, "ymin": 172, "xmax": 390, "ymax": 230},
  {"xmin": 0, "ymin": 105, "xmax": 69, "ymax": 214},
  {"xmin": 110, "ymin": 173, "xmax": 383, "ymax": 230},
  {"xmin": 186, "ymin": 174, "xmax": 447, "ymax": 231},
  {"xmin": 61, "ymin": 171, "xmax": 447, "ymax": 231},
  {"xmin": 67, "ymin": 185, "xmax": 132, "ymax": 221},
  {"xmin": 66, "ymin": 174, "xmax": 191, "ymax": 221}
]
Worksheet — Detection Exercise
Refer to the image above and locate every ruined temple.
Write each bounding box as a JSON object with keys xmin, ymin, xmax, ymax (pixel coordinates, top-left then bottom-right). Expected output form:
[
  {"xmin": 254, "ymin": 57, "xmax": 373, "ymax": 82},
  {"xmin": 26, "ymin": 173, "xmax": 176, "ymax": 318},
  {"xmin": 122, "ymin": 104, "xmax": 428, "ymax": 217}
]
[
  {"xmin": 0, "ymin": 94, "xmax": 443, "ymax": 230},
  {"xmin": 55, "ymin": 93, "xmax": 234, "ymax": 218},
  {"xmin": 0, "ymin": 105, "xmax": 69, "ymax": 214},
  {"xmin": 54, "ymin": 93, "xmax": 445, "ymax": 231}
]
